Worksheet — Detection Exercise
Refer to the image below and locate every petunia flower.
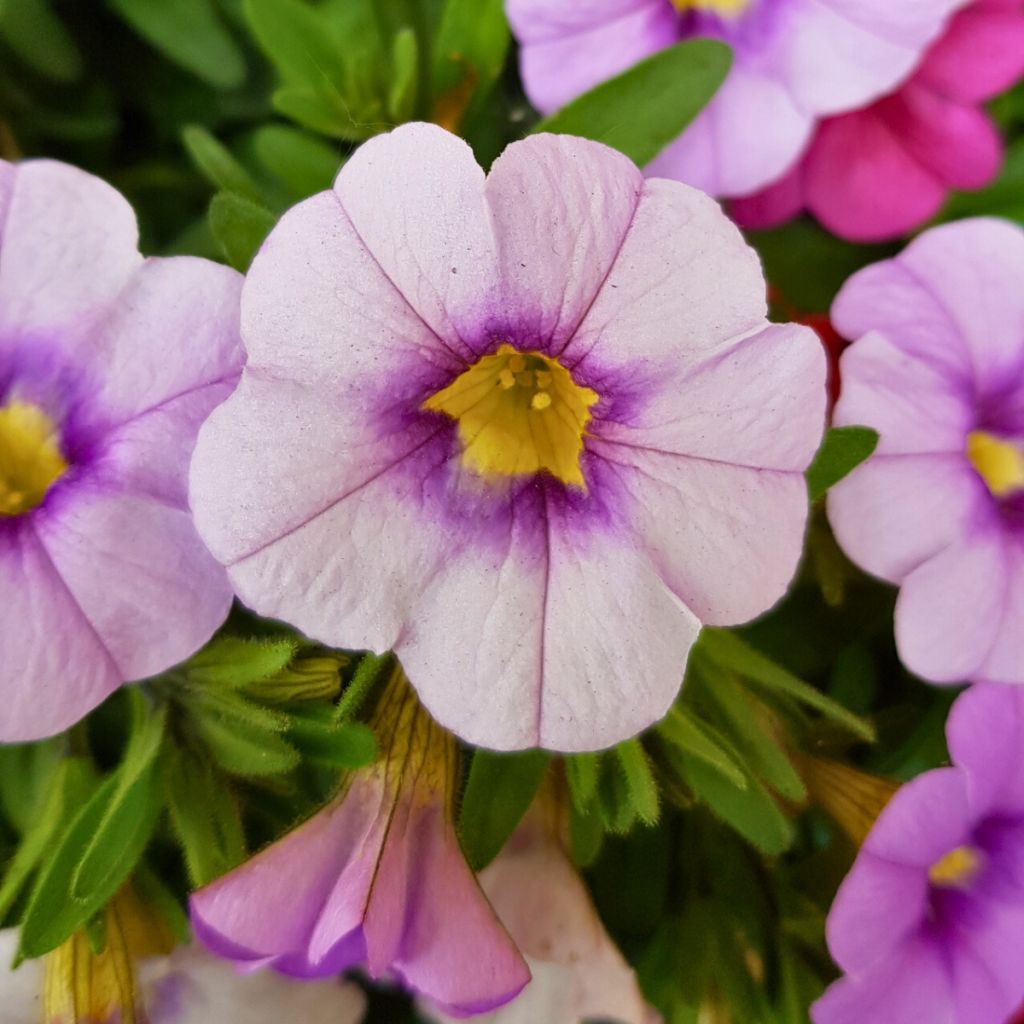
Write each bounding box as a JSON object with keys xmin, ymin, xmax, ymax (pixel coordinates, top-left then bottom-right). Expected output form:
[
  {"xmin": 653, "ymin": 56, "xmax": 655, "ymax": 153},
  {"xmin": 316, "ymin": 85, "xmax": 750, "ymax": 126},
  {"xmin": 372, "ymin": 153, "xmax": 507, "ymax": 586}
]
[
  {"xmin": 812, "ymin": 683, "xmax": 1024, "ymax": 1024},
  {"xmin": 425, "ymin": 802, "xmax": 660, "ymax": 1024},
  {"xmin": 0, "ymin": 159, "xmax": 242, "ymax": 741},
  {"xmin": 505, "ymin": 0, "xmax": 962, "ymax": 198},
  {"xmin": 732, "ymin": 0, "xmax": 1024, "ymax": 242},
  {"xmin": 189, "ymin": 122, "xmax": 826, "ymax": 752},
  {"xmin": 190, "ymin": 667, "xmax": 530, "ymax": 1017},
  {"xmin": 827, "ymin": 218, "xmax": 1024, "ymax": 687}
]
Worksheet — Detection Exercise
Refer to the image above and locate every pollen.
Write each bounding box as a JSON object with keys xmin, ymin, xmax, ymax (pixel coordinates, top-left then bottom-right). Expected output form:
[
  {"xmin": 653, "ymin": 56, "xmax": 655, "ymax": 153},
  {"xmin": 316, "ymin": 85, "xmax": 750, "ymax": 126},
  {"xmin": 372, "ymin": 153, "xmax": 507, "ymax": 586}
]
[
  {"xmin": 0, "ymin": 400, "xmax": 68, "ymax": 518},
  {"xmin": 423, "ymin": 343, "xmax": 599, "ymax": 489},
  {"xmin": 966, "ymin": 430, "xmax": 1024, "ymax": 499},
  {"xmin": 928, "ymin": 845, "xmax": 983, "ymax": 890},
  {"xmin": 670, "ymin": 0, "xmax": 752, "ymax": 16}
]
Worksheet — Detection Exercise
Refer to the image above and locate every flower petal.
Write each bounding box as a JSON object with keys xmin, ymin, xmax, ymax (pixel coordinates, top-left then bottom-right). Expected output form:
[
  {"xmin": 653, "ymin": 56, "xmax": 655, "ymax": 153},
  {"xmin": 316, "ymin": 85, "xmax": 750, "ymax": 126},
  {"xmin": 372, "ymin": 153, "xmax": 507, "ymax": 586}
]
[{"xmin": 0, "ymin": 160, "xmax": 142, "ymax": 347}]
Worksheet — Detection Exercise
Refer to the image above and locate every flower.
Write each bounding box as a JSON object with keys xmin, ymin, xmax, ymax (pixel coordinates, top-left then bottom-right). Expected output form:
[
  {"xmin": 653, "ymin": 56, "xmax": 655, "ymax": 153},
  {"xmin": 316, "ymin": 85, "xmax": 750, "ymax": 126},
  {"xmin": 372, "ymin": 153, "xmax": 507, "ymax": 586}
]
[
  {"xmin": 812, "ymin": 683, "xmax": 1024, "ymax": 1023},
  {"xmin": 190, "ymin": 667, "xmax": 530, "ymax": 1016},
  {"xmin": 424, "ymin": 803, "xmax": 659, "ymax": 1024},
  {"xmin": 189, "ymin": 122, "xmax": 826, "ymax": 752},
  {"xmin": 0, "ymin": 159, "xmax": 242, "ymax": 741},
  {"xmin": 826, "ymin": 218, "xmax": 1024, "ymax": 687},
  {"xmin": 505, "ymin": 0, "xmax": 962, "ymax": 198},
  {"xmin": 732, "ymin": 0, "xmax": 1024, "ymax": 242}
]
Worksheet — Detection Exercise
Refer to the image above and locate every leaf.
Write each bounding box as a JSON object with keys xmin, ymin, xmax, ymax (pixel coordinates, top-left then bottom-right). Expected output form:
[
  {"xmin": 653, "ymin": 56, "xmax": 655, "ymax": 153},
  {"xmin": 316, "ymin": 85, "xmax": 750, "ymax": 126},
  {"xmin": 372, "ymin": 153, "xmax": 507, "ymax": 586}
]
[
  {"xmin": 388, "ymin": 27, "xmax": 420, "ymax": 122},
  {"xmin": 107, "ymin": 0, "xmax": 246, "ymax": 89},
  {"xmin": 0, "ymin": 738, "xmax": 64, "ymax": 834},
  {"xmin": 568, "ymin": 799, "xmax": 604, "ymax": 868},
  {"xmin": 187, "ymin": 635, "xmax": 299, "ymax": 689},
  {"xmin": 251, "ymin": 124, "xmax": 342, "ymax": 198},
  {"xmin": 0, "ymin": 0, "xmax": 82, "ymax": 81},
  {"xmin": 612, "ymin": 740, "xmax": 660, "ymax": 826},
  {"xmin": 335, "ymin": 652, "xmax": 394, "ymax": 723},
  {"xmin": 656, "ymin": 706, "xmax": 748, "ymax": 790},
  {"xmin": 182, "ymin": 125, "xmax": 264, "ymax": 203},
  {"xmin": 564, "ymin": 752, "xmax": 601, "ymax": 813},
  {"xmin": 286, "ymin": 707, "xmax": 378, "ymax": 771},
  {"xmin": 163, "ymin": 745, "xmax": 246, "ymax": 887},
  {"xmin": 192, "ymin": 691, "xmax": 301, "ymax": 777},
  {"xmin": 71, "ymin": 695, "xmax": 167, "ymax": 903},
  {"xmin": 208, "ymin": 192, "xmax": 276, "ymax": 271},
  {"xmin": 243, "ymin": 0, "xmax": 343, "ymax": 88},
  {"xmin": 532, "ymin": 39, "xmax": 731, "ymax": 166},
  {"xmin": 806, "ymin": 426, "xmax": 879, "ymax": 502},
  {"xmin": 699, "ymin": 630, "xmax": 875, "ymax": 742},
  {"xmin": 458, "ymin": 749, "xmax": 550, "ymax": 871}
]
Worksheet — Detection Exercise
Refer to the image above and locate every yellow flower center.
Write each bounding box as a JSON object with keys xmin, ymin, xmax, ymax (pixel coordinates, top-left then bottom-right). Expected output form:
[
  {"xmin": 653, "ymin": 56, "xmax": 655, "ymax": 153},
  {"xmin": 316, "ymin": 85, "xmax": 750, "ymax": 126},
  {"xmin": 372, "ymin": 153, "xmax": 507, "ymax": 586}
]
[
  {"xmin": 670, "ymin": 0, "xmax": 752, "ymax": 15},
  {"xmin": 966, "ymin": 430, "xmax": 1024, "ymax": 499},
  {"xmin": 423, "ymin": 344, "xmax": 599, "ymax": 490},
  {"xmin": 928, "ymin": 845, "xmax": 983, "ymax": 889},
  {"xmin": 0, "ymin": 400, "xmax": 68, "ymax": 517}
]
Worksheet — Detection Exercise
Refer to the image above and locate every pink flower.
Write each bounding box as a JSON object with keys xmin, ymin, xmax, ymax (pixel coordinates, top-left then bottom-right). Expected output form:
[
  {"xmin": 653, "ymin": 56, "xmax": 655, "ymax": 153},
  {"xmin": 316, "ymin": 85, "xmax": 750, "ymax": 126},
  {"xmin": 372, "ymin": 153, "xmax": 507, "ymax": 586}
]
[
  {"xmin": 827, "ymin": 218, "xmax": 1024, "ymax": 687},
  {"xmin": 191, "ymin": 671, "xmax": 530, "ymax": 1016},
  {"xmin": 0, "ymin": 160, "xmax": 242, "ymax": 741},
  {"xmin": 733, "ymin": 0, "xmax": 1024, "ymax": 242},
  {"xmin": 426, "ymin": 806, "xmax": 659, "ymax": 1024},
  {"xmin": 506, "ymin": 0, "xmax": 962, "ymax": 197},
  {"xmin": 189, "ymin": 123, "xmax": 826, "ymax": 752}
]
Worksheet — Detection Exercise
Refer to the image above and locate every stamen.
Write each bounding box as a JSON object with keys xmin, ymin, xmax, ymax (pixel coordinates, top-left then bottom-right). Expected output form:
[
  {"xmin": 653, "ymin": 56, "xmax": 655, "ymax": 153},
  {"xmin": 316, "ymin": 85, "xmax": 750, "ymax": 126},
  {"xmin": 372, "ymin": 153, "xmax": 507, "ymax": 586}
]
[
  {"xmin": 670, "ymin": 0, "xmax": 752, "ymax": 15},
  {"xmin": 532, "ymin": 393, "xmax": 552, "ymax": 411},
  {"xmin": 928, "ymin": 845, "xmax": 983, "ymax": 889},
  {"xmin": 967, "ymin": 430, "xmax": 1024, "ymax": 499},
  {"xmin": 0, "ymin": 400, "xmax": 68, "ymax": 518}
]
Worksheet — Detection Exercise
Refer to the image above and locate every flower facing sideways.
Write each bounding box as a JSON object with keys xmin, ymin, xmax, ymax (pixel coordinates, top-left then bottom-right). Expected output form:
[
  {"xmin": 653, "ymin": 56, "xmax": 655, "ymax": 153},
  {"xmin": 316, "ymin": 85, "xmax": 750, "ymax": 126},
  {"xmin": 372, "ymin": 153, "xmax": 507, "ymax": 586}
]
[
  {"xmin": 0, "ymin": 159, "xmax": 243, "ymax": 742},
  {"xmin": 190, "ymin": 123, "xmax": 826, "ymax": 752},
  {"xmin": 812, "ymin": 684, "xmax": 1024, "ymax": 1024},
  {"xmin": 827, "ymin": 218, "xmax": 1024, "ymax": 687},
  {"xmin": 190, "ymin": 667, "xmax": 530, "ymax": 1016}
]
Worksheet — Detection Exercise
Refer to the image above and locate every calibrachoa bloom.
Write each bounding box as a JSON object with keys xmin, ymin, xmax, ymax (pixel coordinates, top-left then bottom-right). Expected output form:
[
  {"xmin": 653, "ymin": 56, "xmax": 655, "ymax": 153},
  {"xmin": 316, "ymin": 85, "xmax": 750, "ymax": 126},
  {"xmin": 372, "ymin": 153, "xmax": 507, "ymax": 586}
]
[
  {"xmin": 733, "ymin": 0, "xmax": 1024, "ymax": 241},
  {"xmin": 190, "ymin": 122, "xmax": 826, "ymax": 752},
  {"xmin": 505, "ymin": 0, "xmax": 962, "ymax": 198},
  {"xmin": 191, "ymin": 668, "xmax": 530, "ymax": 1016},
  {"xmin": 427, "ymin": 803, "xmax": 659, "ymax": 1024},
  {"xmin": 828, "ymin": 218, "xmax": 1024, "ymax": 686},
  {"xmin": 0, "ymin": 160, "xmax": 242, "ymax": 741},
  {"xmin": 812, "ymin": 683, "xmax": 1024, "ymax": 1023}
]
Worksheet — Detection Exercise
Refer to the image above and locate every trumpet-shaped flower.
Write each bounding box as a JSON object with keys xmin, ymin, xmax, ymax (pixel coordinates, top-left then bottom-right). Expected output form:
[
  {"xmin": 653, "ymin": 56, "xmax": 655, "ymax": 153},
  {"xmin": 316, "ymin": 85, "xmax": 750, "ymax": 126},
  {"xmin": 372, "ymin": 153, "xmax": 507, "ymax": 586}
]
[
  {"xmin": 426, "ymin": 805, "xmax": 659, "ymax": 1024},
  {"xmin": 189, "ymin": 123, "xmax": 826, "ymax": 752},
  {"xmin": 827, "ymin": 219, "xmax": 1024, "ymax": 687},
  {"xmin": 0, "ymin": 159, "xmax": 242, "ymax": 741},
  {"xmin": 733, "ymin": 0, "xmax": 1024, "ymax": 241},
  {"xmin": 190, "ymin": 669, "xmax": 530, "ymax": 1016},
  {"xmin": 813, "ymin": 684, "xmax": 1024, "ymax": 1024},
  {"xmin": 505, "ymin": 0, "xmax": 963, "ymax": 198}
]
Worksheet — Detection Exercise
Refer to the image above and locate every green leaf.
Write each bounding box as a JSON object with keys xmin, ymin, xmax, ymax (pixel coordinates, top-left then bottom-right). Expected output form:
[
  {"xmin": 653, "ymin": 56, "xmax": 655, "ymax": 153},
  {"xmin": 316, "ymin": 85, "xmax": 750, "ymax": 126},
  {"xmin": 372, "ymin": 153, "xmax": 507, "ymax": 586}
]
[
  {"xmin": 271, "ymin": 86, "xmax": 363, "ymax": 140},
  {"xmin": 164, "ymin": 745, "xmax": 246, "ymax": 887},
  {"xmin": 565, "ymin": 752, "xmax": 601, "ymax": 813},
  {"xmin": 0, "ymin": 738, "xmax": 64, "ymax": 835},
  {"xmin": 806, "ymin": 426, "xmax": 879, "ymax": 502},
  {"xmin": 678, "ymin": 753, "xmax": 794, "ymax": 855},
  {"xmin": 187, "ymin": 635, "xmax": 299, "ymax": 689},
  {"xmin": 532, "ymin": 39, "xmax": 731, "ymax": 166},
  {"xmin": 208, "ymin": 192, "xmax": 276, "ymax": 271},
  {"xmin": 108, "ymin": 0, "xmax": 246, "ymax": 89},
  {"xmin": 388, "ymin": 27, "xmax": 420, "ymax": 121},
  {"xmin": 182, "ymin": 125, "xmax": 264, "ymax": 203},
  {"xmin": 192, "ymin": 691, "xmax": 301, "ymax": 777},
  {"xmin": 71, "ymin": 695, "xmax": 167, "ymax": 903},
  {"xmin": 656, "ymin": 706, "xmax": 748, "ymax": 790},
  {"xmin": 335, "ymin": 652, "xmax": 394, "ymax": 724},
  {"xmin": 699, "ymin": 630, "xmax": 875, "ymax": 742},
  {"xmin": 458, "ymin": 749, "xmax": 550, "ymax": 871},
  {"xmin": 612, "ymin": 740, "xmax": 660, "ymax": 826},
  {"xmin": 286, "ymin": 707, "xmax": 378, "ymax": 771},
  {"xmin": 0, "ymin": 0, "xmax": 82, "ymax": 81},
  {"xmin": 251, "ymin": 125, "xmax": 342, "ymax": 199},
  {"xmin": 568, "ymin": 798, "xmax": 604, "ymax": 868}
]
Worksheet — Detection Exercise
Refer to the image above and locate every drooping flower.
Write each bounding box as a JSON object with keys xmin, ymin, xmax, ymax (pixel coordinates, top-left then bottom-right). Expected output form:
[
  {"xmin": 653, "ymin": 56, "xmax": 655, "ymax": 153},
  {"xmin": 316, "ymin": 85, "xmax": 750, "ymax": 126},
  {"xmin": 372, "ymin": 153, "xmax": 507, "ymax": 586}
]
[
  {"xmin": 827, "ymin": 218, "xmax": 1024, "ymax": 687},
  {"xmin": 505, "ymin": 0, "xmax": 962, "ymax": 198},
  {"xmin": 189, "ymin": 122, "xmax": 826, "ymax": 752},
  {"xmin": 812, "ymin": 683, "xmax": 1024, "ymax": 1024},
  {"xmin": 425, "ymin": 802, "xmax": 659, "ymax": 1024},
  {"xmin": 0, "ymin": 159, "xmax": 242, "ymax": 741},
  {"xmin": 190, "ymin": 666, "xmax": 530, "ymax": 1016},
  {"xmin": 732, "ymin": 0, "xmax": 1024, "ymax": 241}
]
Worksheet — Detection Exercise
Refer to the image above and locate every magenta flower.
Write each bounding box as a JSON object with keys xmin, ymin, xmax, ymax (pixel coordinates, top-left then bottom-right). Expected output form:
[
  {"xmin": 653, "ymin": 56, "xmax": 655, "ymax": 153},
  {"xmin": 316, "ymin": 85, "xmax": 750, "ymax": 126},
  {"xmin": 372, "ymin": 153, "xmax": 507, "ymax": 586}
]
[
  {"xmin": 827, "ymin": 219, "xmax": 1024, "ymax": 687},
  {"xmin": 506, "ymin": 0, "xmax": 961, "ymax": 198},
  {"xmin": 733, "ymin": 0, "xmax": 1024, "ymax": 242},
  {"xmin": 189, "ymin": 122, "xmax": 826, "ymax": 752},
  {"xmin": 812, "ymin": 683, "xmax": 1024, "ymax": 1024},
  {"xmin": 0, "ymin": 160, "xmax": 242, "ymax": 741},
  {"xmin": 190, "ymin": 673, "xmax": 530, "ymax": 1016}
]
